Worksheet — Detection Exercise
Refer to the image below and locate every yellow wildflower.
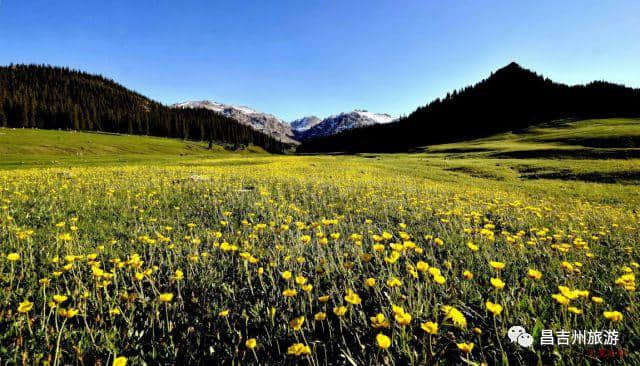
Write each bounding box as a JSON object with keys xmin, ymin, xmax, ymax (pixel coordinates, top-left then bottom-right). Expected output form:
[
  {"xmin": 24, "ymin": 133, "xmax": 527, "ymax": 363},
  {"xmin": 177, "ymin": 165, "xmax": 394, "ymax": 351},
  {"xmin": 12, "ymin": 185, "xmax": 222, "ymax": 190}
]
[
  {"xmin": 289, "ymin": 316, "xmax": 305, "ymax": 331},
  {"xmin": 287, "ymin": 343, "xmax": 311, "ymax": 356},
  {"xmin": 370, "ymin": 313, "xmax": 390, "ymax": 328},
  {"xmin": 112, "ymin": 356, "xmax": 127, "ymax": 366},
  {"xmin": 333, "ymin": 306, "xmax": 348, "ymax": 317},
  {"xmin": 441, "ymin": 305, "xmax": 467, "ymax": 328},
  {"xmin": 376, "ymin": 333, "xmax": 391, "ymax": 349},
  {"xmin": 527, "ymin": 269, "xmax": 542, "ymax": 280},
  {"xmin": 603, "ymin": 311, "xmax": 623, "ymax": 322},
  {"xmin": 7, "ymin": 253, "xmax": 20, "ymax": 261},
  {"xmin": 245, "ymin": 338, "xmax": 257, "ymax": 350},
  {"xmin": 490, "ymin": 278, "xmax": 505, "ymax": 290},
  {"xmin": 457, "ymin": 342, "xmax": 474, "ymax": 353},
  {"xmin": 421, "ymin": 321, "xmax": 438, "ymax": 334},
  {"xmin": 364, "ymin": 278, "xmax": 376, "ymax": 287},
  {"xmin": 485, "ymin": 301, "xmax": 503, "ymax": 316},
  {"xmin": 17, "ymin": 300, "xmax": 34, "ymax": 313},
  {"xmin": 53, "ymin": 294, "xmax": 68, "ymax": 304},
  {"xmin": 344, "ymin": 289, "xmax": 361, "ymax": 305},
  {"xmin": 282, "ymin": 289, "xmax": 297, "ymax": 297}
]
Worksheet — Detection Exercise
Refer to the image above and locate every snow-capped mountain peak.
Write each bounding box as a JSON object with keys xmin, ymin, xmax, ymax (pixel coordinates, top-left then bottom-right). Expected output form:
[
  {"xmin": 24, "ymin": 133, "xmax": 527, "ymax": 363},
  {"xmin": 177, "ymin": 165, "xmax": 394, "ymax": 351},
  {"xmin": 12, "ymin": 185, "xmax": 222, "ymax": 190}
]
[
  {"xmin": 172, "ymin": 100, "xmax": 396, "ymax": 143},
  {"xmin": 294, "ymin": 110, "xmax": 397, "ymax": 141},
  {"xmin": 290, "ymin": 116, "xmax": 322, "ymax": 132},
  {"xmin": 353, "ymin": 109, "xmax": 395, "ymax": 124},
  {"xmin": 171, "ymin": 100, "xmax": 297, "ymax": 144}
]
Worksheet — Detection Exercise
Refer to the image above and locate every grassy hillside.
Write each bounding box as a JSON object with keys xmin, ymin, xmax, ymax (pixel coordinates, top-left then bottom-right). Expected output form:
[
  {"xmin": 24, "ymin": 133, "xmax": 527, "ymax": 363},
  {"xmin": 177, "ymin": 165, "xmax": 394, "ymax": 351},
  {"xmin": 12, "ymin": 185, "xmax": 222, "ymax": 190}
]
[
  {"xmin": 1, "ymin": 119, "xmax": 639, "ymax": 365},
  {"xmin": 427, "ymin": 118, "xmax": 640, "ymax": 156},
  {"xmin": 0, "ymin": 127, "xmax": 267, "ymax": 168},
  {"xmin": 0, "ymin": 65, "xmax": 290, "ymax": 152},
  {"xmin": 423, "ymin": 118, "xmax": 640, "ymax": 185},
  {"xmin": 298, "ymin": 63, "xmax": 640, "ymax": 153}
]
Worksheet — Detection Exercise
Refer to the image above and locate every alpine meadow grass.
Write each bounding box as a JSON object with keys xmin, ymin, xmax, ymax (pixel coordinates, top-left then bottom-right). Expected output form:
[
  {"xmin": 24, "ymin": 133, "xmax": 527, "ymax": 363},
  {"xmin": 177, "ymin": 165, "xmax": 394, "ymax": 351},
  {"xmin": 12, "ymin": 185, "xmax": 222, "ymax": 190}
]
[{"xmin": 1, "ymin": 123, "xmax": 639, "ymax": 365}]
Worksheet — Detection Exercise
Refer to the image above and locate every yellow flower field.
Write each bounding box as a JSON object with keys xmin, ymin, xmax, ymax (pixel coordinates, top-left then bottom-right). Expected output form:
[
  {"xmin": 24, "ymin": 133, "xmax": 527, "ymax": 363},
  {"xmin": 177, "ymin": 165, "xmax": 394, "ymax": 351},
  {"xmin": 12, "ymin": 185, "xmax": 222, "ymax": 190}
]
[{"xmin": 0, "ymin": 152, "xmax": 638, "ymax": 365}]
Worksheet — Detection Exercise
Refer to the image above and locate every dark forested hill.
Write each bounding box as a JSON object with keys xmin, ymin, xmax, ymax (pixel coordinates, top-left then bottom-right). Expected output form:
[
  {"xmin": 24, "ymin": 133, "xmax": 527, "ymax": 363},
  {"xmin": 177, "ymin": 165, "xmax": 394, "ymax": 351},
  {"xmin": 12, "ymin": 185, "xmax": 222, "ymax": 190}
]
[
  {"xmin": 0, "ymin": 64, "xmax": 289, "ymax": 152},
  {"xmin": 298, "ymin": 63, "xmax": 640, "ymax": 153}
]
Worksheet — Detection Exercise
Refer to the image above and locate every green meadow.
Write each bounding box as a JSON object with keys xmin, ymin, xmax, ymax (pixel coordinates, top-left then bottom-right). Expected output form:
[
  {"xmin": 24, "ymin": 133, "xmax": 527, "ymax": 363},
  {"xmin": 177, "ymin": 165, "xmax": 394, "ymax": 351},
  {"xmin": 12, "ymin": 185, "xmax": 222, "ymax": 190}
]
[{"xmin": 1, "ymin": 119, "xmax": 639, "ymax": 365}]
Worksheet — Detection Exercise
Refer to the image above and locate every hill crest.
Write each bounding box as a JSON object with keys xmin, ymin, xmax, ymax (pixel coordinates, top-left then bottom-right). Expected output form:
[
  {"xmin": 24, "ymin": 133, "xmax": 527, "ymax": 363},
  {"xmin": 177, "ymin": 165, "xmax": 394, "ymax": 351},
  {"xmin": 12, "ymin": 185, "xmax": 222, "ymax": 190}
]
[
  {"xmin": 0, "ymin": 64, "xmax": 290, "ymax": 152},
  {"xmin": 298, "ymin": 63, "xmax": 640, "ymax": 153}
]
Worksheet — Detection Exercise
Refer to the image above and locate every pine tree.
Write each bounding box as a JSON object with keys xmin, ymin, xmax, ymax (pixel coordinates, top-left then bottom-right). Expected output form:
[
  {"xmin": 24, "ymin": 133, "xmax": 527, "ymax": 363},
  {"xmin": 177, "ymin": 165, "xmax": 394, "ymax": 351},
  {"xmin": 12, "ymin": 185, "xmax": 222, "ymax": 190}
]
[
  {"xmin": 0, "ymin": 109, "xmax": 7, "ymax": 127},
  {"xmin": 73, "ymin": 105, "xmax": 80, "ymax": 130}
]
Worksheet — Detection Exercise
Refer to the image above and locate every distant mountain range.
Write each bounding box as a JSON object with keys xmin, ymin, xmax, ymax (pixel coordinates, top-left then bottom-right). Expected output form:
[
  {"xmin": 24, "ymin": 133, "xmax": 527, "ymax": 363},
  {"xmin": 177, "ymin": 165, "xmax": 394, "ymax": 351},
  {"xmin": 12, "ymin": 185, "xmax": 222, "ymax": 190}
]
[
  {"xmin": 298, "ymin": 62, "xmax": 640, "ymax": 153},
  {"xmin": 172, "ymin": 100, "xmax": 396, "ymax": 143},
  {"xmin": 294, "ymin": 110, "xmax": 394, "ymax": 141},
  {"xmin": 172, "ymin": 100, "xmax": 298, "ymax": 144},
  {"xmin": 2, "ymin": 62, "xmax": 639, "ymax": 154}
]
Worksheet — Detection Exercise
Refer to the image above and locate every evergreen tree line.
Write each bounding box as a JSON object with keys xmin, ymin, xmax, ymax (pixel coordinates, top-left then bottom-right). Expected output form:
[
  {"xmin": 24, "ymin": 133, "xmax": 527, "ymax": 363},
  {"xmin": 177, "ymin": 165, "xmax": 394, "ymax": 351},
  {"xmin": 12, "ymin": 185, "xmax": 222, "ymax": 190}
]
[
  {"xmin": 298, "ymin": 63, "xmax": 640, "ymax": 153},
  {"xmin": 0, "ymin": 64, "xmax": 289, "ymax": 152}
]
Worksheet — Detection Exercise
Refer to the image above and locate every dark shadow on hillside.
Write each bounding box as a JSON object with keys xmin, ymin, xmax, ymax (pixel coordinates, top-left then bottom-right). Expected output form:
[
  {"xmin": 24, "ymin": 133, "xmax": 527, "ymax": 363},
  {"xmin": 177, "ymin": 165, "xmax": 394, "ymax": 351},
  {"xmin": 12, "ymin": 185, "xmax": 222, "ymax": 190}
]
[
  {"xmin": 429, "ymin": 147, "xmax": 493, "ymax": 154},
  {"xmin": 520, "ymin": 170, "xmax": 640, "ymax": 184},
  {"xmin": 540, "ymin": 136, "xmax": 640, "ymax": 148},
  {"xmin": 444, "ymin": 166, "xmax": 504, "ymax": 180},
  {"xmin": 491, "ymin": 148, "xmax": 640, "ymax": 159}
]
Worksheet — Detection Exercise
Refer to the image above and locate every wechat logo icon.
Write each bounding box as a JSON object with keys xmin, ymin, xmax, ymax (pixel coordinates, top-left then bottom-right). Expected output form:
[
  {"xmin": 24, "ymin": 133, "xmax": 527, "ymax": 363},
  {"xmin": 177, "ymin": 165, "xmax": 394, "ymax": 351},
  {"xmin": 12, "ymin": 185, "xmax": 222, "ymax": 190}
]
[{"xmin": 508, "ymin": 326, "xmax": 533, "ymax": 348}]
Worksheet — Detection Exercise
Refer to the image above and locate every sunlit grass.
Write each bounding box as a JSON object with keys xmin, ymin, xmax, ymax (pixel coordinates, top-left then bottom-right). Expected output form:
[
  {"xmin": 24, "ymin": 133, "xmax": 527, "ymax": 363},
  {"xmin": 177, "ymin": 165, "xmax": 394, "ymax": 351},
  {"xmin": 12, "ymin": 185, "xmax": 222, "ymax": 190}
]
[{"xmin": 1, "ymin": 120, "xmax": 639, "ymax": 365}]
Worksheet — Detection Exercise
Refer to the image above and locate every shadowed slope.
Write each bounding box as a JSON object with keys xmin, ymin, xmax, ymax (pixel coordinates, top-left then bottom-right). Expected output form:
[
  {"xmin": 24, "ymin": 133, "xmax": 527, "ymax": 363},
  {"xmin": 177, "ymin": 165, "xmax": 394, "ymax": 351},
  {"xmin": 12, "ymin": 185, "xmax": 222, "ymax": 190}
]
[{"xmin": 298, "ymin": 63, "xmax": 640, "ymax": 153}]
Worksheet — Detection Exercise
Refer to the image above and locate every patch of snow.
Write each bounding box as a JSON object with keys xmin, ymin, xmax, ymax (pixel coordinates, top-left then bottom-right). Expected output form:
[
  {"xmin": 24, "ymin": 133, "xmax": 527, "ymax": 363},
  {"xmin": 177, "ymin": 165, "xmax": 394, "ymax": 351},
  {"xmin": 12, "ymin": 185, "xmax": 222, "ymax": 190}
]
[{"xmin": 354, "ymin": 110, "xmax": 395, "ymax": 123}]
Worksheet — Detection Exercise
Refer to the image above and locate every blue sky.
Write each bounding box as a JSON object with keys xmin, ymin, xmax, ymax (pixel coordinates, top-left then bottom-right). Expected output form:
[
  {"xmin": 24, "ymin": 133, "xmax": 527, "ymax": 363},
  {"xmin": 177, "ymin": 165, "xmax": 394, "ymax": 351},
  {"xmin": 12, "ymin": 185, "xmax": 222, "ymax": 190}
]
[{"xmin": 1, "ymin": 0, "xmax": 639, "ymax": 121}]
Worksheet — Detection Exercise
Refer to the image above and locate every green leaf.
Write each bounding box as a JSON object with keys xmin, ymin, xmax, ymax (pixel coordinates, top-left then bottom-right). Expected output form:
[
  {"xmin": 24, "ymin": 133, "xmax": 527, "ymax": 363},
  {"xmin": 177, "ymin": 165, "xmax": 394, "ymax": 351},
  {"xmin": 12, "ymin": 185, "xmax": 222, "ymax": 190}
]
[
  {"xmin": 532, "ymin": 319, "xmax": 543, "ymax": 341},
  {"xmin": 502, "ymin": 351, "xmax": 509, "ymax": 366}
]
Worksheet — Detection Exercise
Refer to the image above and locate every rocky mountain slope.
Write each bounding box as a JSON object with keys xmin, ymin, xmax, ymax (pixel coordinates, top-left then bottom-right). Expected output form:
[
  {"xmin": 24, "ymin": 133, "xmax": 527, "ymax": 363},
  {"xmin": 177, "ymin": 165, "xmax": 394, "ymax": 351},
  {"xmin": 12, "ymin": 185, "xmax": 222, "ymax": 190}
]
[
  {"xmin": 293, "ymin": 110, "xmax": 395, "ymax": 141},
  {"xmin": 173, "ymin": 101, "xmax": 395, "ymax": 143},
  {"xmin": 172, "ymin": 100, "xmax": 298, "ymax": 144},
  {"xmin": 290, "ymin": 116, "xmax": 322, "ymax": 132}
]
